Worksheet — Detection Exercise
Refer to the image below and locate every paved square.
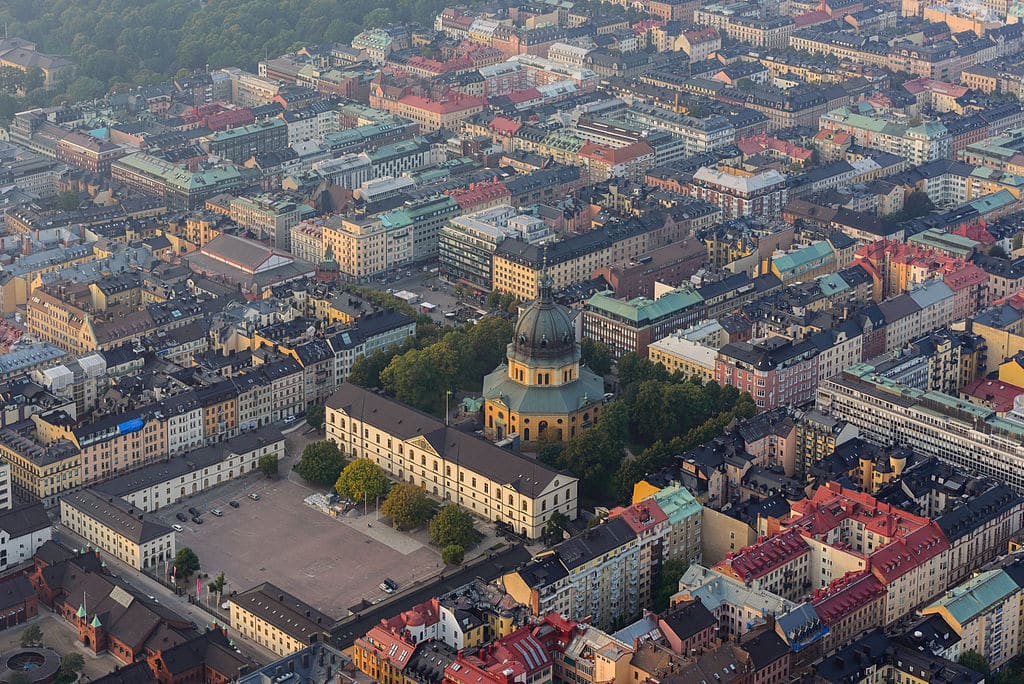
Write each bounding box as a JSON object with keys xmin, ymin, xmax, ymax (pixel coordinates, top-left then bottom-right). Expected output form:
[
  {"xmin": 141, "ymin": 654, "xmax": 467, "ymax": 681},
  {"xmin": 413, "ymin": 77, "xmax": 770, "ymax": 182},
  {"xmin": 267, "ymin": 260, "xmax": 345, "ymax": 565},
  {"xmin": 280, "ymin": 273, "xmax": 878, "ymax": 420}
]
[{"xmin": 164, "ymin": 475, "xmax": 442, "ymax": 617}]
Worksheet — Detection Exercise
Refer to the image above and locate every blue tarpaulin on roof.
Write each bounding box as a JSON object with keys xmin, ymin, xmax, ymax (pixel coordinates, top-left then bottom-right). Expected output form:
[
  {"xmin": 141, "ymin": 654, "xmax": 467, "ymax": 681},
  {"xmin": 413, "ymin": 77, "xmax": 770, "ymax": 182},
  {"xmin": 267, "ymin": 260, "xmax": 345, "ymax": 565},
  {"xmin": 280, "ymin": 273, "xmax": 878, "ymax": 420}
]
[{"xmin": 117, "ymin": 418, "xmax": 144, "ymax": 434}]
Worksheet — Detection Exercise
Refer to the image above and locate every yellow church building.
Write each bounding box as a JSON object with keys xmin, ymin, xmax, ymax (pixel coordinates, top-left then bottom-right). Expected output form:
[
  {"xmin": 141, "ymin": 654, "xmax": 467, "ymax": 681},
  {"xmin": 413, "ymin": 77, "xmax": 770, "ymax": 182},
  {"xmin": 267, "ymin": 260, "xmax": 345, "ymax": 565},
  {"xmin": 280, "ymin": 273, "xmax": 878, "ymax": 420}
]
[{"xmin": 482, "ymin": 273, "xmax": 604, "ymax": 443}]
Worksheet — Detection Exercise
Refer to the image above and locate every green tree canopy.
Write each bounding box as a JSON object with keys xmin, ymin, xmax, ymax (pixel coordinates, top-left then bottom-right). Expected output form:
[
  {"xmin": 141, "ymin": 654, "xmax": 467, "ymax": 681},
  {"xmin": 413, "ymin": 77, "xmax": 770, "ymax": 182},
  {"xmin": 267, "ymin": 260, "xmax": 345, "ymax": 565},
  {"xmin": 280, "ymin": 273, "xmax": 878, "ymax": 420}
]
[
  {"xmin": 335, "ymin": 459, "xmax": 390, "ymax": 502},
  {"xmin": 210, "ymin": 572, "xmax": 227, "ymax": 596},
  {"xmin": 441, "ymin": 544, "xmax": 464, "ymax": 565},
  {"xmin": 580, "ymin": 338, "xmax": 613, "ymax": 376},
  {"xmin": 959, "ymin": 650, "xmax": 989, "ymax": 677},
  {"xmin": 258, "ymin": 454, "xmax": 279, "ymax": 478},
  {"xmin": 57, "ymin": 653, "xmax": 84, "ymax": 684},
  {"xmin": 295, "ymin": 440, "xmax": 345, "ymax": 487},
  {"xmin": 174, "ymin": 547, "xmax": 200, "ymax": 579},
  {"xmin": 305, "ymin": 404, "xmax": 325, "ymax": 429},
  {"xmin": 654, "ymin": 559, "xmax": 689, "ymax": 612},
  {"xmin": 19, "ymin": 623, "xmax": 42, "ymax": 647},
  {"xmin": 381, "ymin": 483, "xmax": 435, "ymax": 530},
  {"xmin": 430, "ymin": 504, "xmax": 476, "ymax": 549},
  {"xmin": 541, "ymin": 511, "xmax": 570, "ymax": 546}
]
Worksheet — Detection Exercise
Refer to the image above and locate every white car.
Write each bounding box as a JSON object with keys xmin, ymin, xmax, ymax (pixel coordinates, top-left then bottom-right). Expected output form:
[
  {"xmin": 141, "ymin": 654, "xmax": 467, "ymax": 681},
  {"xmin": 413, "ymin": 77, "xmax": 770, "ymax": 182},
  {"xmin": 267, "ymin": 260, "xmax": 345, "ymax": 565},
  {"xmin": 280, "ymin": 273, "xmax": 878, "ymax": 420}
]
[{"xmin": 172, "ymin": 524, "xmax": 184, "ymax": 532}]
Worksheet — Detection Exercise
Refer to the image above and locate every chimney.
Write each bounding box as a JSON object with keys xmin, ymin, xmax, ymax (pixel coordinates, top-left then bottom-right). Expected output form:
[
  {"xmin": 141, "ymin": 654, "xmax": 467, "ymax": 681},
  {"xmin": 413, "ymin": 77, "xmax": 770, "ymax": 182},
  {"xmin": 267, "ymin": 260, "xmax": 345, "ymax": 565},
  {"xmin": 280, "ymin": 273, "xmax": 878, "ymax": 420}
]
[{"xmin": 22, "ymin": 236, "xmax": 31, "ymax": 256}]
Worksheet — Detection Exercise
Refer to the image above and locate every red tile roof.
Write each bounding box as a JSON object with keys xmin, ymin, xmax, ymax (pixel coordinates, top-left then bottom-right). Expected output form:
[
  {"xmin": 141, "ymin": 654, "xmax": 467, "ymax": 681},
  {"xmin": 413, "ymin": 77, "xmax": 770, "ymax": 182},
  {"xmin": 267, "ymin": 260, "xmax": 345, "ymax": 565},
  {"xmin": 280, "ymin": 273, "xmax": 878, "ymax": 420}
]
[
  {"xmin": 961, "ymin": 378, "xmax": 1024, "ymax": 413},
  {"xmin": 610, "ymin": 499, "xmax": 668, "ymax": 534},
  {"xmin": 715, "ymin": 529, "xmax": 811, "ymax": 582},
  {"xmin": 869, "ymin": 522, "xmax": 949, "ymax": 583},
  {"xmin": 811, "ymin": 571, "xmax": 886, "ymax": 624},
  {"xmin": 357, "ymin": 625, "xmax": 417, "ymax": 671}
]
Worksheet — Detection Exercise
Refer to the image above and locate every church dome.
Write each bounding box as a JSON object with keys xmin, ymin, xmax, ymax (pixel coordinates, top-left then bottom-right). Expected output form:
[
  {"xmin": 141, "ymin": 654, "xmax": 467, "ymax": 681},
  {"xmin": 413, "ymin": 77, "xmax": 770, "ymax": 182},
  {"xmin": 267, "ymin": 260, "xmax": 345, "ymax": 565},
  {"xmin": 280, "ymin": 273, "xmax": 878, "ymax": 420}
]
[{"xmin": 509, "ymin": 273, "xmax": 576, "ymax": 363}]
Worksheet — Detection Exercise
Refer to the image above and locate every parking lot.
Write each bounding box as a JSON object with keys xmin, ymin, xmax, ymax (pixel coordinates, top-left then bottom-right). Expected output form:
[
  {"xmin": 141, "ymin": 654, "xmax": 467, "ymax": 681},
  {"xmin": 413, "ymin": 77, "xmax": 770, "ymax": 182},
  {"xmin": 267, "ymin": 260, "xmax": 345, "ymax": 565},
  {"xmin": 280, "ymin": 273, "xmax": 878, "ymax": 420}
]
[
  {"xmin": 155, "ymin": 431, "xmax": 443, "ymax": 617},
  {"xmin": 369, "ymin": 266, "xmax": 492, "ymax": 326}
]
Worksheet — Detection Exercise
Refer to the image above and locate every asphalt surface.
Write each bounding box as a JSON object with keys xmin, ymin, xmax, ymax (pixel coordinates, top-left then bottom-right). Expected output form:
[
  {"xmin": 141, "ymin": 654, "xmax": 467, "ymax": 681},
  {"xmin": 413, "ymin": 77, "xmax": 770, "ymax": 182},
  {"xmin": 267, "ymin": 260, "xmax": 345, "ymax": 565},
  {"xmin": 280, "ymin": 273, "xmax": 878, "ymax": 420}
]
[{"xmin": 330, "ymin": 543, "xmax": 533, "ymax": 649}]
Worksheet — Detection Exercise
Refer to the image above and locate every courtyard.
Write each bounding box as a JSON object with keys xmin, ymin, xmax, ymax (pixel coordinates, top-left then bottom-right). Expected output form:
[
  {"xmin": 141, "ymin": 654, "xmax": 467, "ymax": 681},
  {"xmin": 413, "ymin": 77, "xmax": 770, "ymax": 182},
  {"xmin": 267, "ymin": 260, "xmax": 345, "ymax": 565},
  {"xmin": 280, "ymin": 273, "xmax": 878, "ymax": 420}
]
[
  {"xmin": 154, "ymin": 427, "xmax": 445, "ymax": 618},
  {"xmin": 0, "ymin": 614, "xmax": 122, "ymax": 682}
]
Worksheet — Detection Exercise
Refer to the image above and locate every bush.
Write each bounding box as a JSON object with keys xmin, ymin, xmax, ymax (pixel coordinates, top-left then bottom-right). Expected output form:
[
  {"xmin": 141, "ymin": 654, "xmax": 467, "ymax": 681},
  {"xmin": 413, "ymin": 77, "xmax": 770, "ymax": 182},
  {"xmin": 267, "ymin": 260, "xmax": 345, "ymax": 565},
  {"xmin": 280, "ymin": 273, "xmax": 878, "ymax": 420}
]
[{"xmin": 441, "ymin": 544, "xmax": 465, "ymax": 565}]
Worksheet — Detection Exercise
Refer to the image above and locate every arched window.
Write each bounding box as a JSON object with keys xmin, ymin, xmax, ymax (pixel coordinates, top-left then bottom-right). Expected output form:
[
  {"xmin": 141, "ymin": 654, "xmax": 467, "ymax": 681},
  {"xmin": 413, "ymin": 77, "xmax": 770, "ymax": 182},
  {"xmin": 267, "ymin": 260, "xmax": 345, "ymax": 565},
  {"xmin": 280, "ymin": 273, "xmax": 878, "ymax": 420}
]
[{"xmin": 538, "ymin": 420, "xmax": 548, "ymax": 435}]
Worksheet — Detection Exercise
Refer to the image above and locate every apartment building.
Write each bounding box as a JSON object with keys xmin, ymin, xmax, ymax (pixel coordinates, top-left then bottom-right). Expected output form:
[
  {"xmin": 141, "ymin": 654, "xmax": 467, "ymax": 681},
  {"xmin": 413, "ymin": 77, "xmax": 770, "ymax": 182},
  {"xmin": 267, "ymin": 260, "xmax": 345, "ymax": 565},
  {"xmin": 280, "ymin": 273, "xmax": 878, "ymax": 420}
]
[
  {"xmin": 289, "ymin": 220, "xmax": 324, "ymax": 264},
  {"xmin": 59, "ymin": 489, "xmax": 175, "ymax": 571},
  {"xmin": 715, "ymin": 336, "xmax": 820, "ymax": 410},
  {"xmin": 820, "ymin": 104, "xmax": 951, "ymax": 166},
  {"xmin": 686, "ymin": 165, "xmax": 789, "ymax": 219},
  {"xmin": 921, "ymin": 566, "xmax": 1024, "ymax": 671},
  {"xmin": 229, "ymin": 194, "xmax": 304, "ymax": 251},
  {"xmin": 326, "ymin": 383, "xmax": 578, "ymax": 539},
  {"xmin": 582, "ymin": 287, "xmax": 704, "ymax": 358},
  {"xmin": 55, "ymin": 132, "xmax": 126, "ymax": 175},
  {"xmin": 200, "ymin": 119, "xmax": 289, "ymax": 163},
  {"xmin": 817, "ymin": 365, "xmax": 1024, "ymax": 493},
  {"xmin": 0, "ymin": 421, "xmax": 80, "ymax": 507},
  {"xmin": 492, "ymin": 204, "xmax": 720, "ymax": 299},
  {"xmin": 230, "ymin": 582, "xmax": 334, "ymax": 657},
  {"xmin": 33, "ymin": 407, "xmax": 166, "ymax": 487},
  {"xmin": 502, "ymin": 518, "xmax": 640, "ymax": 629},
  {"xmin": 676, "ymin": 564, "xmax": 797, "ymax": 638}
]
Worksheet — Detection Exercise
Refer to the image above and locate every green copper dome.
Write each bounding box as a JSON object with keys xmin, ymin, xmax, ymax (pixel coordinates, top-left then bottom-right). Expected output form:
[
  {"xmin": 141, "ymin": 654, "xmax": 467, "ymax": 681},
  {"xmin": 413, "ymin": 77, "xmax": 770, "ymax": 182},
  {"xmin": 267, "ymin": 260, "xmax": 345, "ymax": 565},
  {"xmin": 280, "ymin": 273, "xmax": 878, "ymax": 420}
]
[{"xmin": 508, "ymin": 273, "xmax": 576, "ymax": 365}]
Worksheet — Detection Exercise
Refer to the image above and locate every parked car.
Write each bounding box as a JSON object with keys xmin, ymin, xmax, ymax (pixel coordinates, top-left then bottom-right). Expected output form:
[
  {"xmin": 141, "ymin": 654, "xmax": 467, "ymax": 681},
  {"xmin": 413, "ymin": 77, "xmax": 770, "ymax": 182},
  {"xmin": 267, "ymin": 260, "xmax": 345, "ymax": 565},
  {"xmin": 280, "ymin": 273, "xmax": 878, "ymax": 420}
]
[
  {"xmin": 211, "ymin": 508, "xmax": 224, "ymax": 517},
  {"xmin": 228, "ymin": 500, "xmax": 240, "ymax": 508},
  {"xmin": 191, "ymin": 516, "xmax": 203, "ymax": 524},
  {"xmin": 188, "ymin": 507, "xmax": 200, "ymax": 516},
  {"xmin": 379, "ymin": 578, "xmax": 398, "ymax": 593},
  {"xmin": 176, "ymin": 512, "xmax": 189, "ymax": 522},
  {"xmin": 172, "ymin": 524, "xmax": 183, "ymax": 532},
  {"xmin": 283, "ymin": 415, "xmax": 296, "ymax": 424},
  {"xmin": 248, "ymin": 493, "xmax": 260, "ymax": 500}
]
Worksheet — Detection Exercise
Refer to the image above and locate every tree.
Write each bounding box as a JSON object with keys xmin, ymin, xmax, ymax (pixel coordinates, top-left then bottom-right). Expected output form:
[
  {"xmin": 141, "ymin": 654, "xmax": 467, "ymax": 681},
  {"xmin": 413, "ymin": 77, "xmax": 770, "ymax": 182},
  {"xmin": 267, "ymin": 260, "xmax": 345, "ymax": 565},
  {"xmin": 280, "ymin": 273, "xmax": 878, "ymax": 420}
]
[
  {"xmin": 959, "ymin": 650, "xmax": 990, "ymax": 676},
  {"xmin": 295, "ymin": 440, "xmax": 345, "ymax": 487},
  {"xmin": 899, "ymin": 190, "xmax": 935, "ymax": 219},
  {"xmin": 654, "ymin": 558, "xmax": 689, "ymax": 611},
  {"xmin": 210, "ymin": 572, "xmax": 226, "ymax": 596},
  {"xmin": 23, "ymin": 67, "xmax": 44, "ymax": 92},
  {"xmin": 486, "ymin": 290, "xmax": 501, "ymax": 309},
  {"xmin": 335, "ymin": 459, "xmax": 390, "ymax": 503},
  {"xmin": 305, "ymin": 404, "xmax": 325, "ymax": 429},
  {"xmin": 580, "ymin": 338, "xmax": 613, "ymax": 376},
  {"xmin": 990, "ymin": 245, "xmax": 1009, "ymax": 259},
  {"xmin": 54, "ymin": 190, "xmax": 80, "ymax": 211},
  {"xmin": 174, "ymin": 547, "xmax": 200, "ymax": 579},
  {"xmin": 381, "ymin": 483, "xmax": 435, "ymax": 530},
  {"xmin": 19, "ymin": 623, "xmax": 43, "ymax": 647},
  {"xmin": 542, "ymin": 511, "xmax": 570, "ymax": 546},
  {"xmin": 736, "ymin": 77, "xmax": 754, "ymax": 91},
  {"xmin": 363, "ymin": 7, "xmax": 393, "ymax": 27},
  {"xmin": 10, "ymin": 673, "xmax": 31, "ymax": 684},
  {"xmin": 258, "ymin": 454, "xmax": 278, "ymax": 478},
  {"xmin": 430, "ymin": 505, "xmax": 476, "ymax": 549},
  {"xmin": 57, "ymin": 653, "xmax": 85, "ymax": 684},
  {"xmin": 441, "ymin": 544, "xmax": 465, "ymax": 565}
]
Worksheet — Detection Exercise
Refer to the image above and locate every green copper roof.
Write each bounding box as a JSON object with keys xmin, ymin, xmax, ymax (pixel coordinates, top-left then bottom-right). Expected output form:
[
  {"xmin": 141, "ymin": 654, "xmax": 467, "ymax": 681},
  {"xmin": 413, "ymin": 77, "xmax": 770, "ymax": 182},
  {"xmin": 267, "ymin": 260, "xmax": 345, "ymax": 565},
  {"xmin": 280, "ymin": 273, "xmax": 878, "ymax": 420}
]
[
  {"xmin": 927, "ymin": 569, "xmax": 1018, "ymax": 626},
  {"xmin": 76, "ymin": 604, "xmax": 86, "ymax": 618},
  {"xmin": 586, "ymin": 288, "xmax": 703, "ymax": 325},
  {"xmin": 91, "ymin": 615, "xmax": 102, "ymax": 628}
]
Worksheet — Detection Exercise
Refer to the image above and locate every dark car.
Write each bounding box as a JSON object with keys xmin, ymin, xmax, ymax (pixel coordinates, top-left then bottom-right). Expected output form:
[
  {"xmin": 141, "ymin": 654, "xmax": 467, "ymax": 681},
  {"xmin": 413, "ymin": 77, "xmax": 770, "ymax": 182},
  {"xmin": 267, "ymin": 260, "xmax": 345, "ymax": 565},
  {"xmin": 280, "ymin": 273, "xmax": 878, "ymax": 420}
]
[
  {"xmin": 176, "ymin": 512, "xmax": 188, "ymax": 522},
  {"xmin": 191, "ymin": 516, "xmax": 203, "ymax": 525},
  {"xmin": 228, "ymin": 500, "xmax": 240, "ymax": 508},
  {"xmin": 188, "ymin": 507, "xmax": 200, "ymax": 516}
]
